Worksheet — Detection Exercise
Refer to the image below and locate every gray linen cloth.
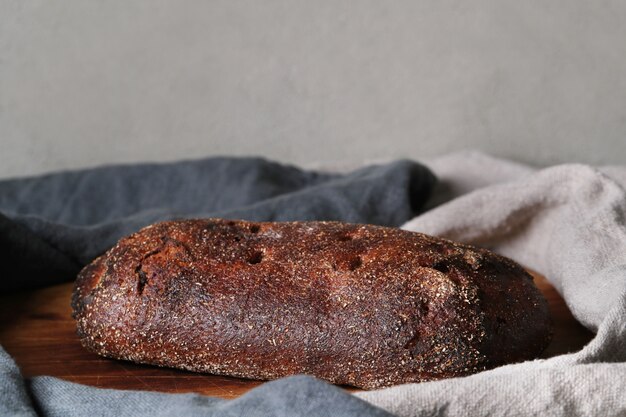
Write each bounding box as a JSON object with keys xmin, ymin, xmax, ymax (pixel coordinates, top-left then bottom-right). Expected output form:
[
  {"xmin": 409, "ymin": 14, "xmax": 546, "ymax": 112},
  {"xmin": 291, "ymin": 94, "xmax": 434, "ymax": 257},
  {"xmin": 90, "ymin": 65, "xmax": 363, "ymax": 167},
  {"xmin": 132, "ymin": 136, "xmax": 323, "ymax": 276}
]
[
  {"xmin": 1, "ymin": 156, "xmax": 434, "ymax": 417},
  {"xmin": 357, "ymin": 151, "xmax": 626, "ymax": 416}
]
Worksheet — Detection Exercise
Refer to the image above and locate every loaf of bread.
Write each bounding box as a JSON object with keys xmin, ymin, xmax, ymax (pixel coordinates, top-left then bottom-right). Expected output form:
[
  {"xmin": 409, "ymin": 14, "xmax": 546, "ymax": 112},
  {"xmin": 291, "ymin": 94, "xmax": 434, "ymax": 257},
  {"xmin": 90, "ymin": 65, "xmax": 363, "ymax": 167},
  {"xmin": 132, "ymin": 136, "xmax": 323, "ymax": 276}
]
[{"xmin": 72, "ymin": 219, "xmax": 552, "ymax": 389}]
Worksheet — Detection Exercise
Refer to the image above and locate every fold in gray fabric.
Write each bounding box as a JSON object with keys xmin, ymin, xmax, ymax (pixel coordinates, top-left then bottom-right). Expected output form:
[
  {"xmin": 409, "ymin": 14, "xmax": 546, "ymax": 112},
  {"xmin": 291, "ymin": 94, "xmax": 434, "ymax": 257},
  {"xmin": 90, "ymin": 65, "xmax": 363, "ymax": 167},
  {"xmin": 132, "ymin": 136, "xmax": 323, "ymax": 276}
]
[
  {"xmin": 0, "ymin": 157, "xmax": 434, "ymax": 417},
  {"xmin": 0, "ymin": 157, "xmax": 435, "ymax": 291},
  {"xmin": 0, "ymin": 346, "xmax": 393, "ymax": 417},
  {"xmin": 357, "ymin": 152, "xmax": 626, "ymax": 417}
]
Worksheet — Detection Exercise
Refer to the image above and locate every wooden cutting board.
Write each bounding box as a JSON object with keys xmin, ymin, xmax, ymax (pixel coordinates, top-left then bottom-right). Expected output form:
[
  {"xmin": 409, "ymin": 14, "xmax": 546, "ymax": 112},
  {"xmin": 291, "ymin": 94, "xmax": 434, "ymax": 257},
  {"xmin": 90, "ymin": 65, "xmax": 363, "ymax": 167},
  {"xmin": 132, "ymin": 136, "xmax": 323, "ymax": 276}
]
[{"xmin": 0, "ymin": 271, "xmax": 593, "ymax": 399}]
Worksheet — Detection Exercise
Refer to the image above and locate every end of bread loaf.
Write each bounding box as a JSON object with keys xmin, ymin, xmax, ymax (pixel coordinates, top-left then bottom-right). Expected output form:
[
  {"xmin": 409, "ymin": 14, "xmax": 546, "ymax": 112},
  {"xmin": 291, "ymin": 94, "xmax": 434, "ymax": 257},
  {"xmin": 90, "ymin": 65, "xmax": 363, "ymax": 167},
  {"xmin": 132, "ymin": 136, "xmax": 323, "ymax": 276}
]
[{"xmin": 72, "ymin": 219, "xmax": 552, "ymax": 389}]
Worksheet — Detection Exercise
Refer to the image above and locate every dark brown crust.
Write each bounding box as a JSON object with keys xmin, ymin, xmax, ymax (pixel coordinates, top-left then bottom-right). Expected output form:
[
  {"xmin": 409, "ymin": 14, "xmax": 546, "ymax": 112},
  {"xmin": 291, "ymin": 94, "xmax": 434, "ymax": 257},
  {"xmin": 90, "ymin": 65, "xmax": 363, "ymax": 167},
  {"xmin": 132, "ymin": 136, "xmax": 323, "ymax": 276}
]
[{"xmin": 72, "ymin": 219, "xmax": 552, "ymax": 389}]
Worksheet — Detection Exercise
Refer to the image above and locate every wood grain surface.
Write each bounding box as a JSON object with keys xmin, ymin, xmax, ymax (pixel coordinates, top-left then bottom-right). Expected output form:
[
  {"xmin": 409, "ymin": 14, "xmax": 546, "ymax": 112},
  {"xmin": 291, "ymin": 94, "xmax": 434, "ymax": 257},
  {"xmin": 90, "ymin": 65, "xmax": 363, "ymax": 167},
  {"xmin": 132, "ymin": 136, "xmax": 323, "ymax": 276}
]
[{"xmin": 0, "ymin": 272, "xmax": 593, "ymax": 399}]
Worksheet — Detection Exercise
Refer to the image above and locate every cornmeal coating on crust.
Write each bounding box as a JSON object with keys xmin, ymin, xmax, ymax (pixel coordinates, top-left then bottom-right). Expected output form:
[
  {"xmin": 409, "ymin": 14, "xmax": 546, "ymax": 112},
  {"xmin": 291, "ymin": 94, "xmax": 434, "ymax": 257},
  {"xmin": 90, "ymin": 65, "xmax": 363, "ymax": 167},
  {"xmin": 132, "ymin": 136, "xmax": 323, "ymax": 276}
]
[{"xmin": 72, "ymin": 219, "xmax": 552, "ymax": 389}]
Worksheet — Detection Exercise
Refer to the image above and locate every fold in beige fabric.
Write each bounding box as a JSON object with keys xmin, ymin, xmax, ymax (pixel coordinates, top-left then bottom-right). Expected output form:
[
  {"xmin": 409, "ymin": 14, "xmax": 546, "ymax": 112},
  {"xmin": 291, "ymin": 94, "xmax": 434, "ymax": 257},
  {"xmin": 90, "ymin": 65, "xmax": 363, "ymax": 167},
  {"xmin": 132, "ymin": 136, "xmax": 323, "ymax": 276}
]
[{"xmin": 358, "ymin": 152, "xmax": 626, "ymax": 417}]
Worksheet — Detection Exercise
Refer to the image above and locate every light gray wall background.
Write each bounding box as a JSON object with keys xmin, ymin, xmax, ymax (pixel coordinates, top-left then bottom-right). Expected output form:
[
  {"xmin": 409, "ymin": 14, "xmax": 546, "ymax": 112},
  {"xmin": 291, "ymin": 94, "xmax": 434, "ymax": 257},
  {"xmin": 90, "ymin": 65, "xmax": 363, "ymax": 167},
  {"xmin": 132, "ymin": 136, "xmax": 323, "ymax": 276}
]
[{"xmin": 2, "ymin": 1, "xmax": 626, "ymax": 179}]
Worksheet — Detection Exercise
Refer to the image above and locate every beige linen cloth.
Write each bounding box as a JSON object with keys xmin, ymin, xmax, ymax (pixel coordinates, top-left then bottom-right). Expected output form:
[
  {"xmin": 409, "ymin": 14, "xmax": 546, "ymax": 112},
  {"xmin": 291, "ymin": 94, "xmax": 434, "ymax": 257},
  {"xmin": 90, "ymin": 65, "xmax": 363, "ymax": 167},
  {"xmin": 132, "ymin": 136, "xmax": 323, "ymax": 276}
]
[{"xmin": 356, "ymin": 152, "xmax": 626, "ymax": 417}]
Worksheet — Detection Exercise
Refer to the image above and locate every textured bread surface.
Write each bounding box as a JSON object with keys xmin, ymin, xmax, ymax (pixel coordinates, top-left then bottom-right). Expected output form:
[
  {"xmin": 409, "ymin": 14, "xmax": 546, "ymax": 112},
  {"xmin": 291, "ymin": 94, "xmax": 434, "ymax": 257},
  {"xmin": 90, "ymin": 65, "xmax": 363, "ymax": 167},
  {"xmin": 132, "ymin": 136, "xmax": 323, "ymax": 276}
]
[{"xmin": 72, "ymin": 219, "xmax": 552, "ymax": 389}]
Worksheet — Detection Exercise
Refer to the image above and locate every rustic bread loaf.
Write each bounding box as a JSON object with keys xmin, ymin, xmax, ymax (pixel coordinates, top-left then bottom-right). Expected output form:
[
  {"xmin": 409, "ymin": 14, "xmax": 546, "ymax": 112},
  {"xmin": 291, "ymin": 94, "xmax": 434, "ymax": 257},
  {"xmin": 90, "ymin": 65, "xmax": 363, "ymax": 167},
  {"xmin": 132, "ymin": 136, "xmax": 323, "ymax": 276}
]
[{"xmin": 72, "ymin": 219, "xmax": 552, "ymax": 389}]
